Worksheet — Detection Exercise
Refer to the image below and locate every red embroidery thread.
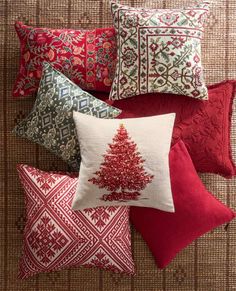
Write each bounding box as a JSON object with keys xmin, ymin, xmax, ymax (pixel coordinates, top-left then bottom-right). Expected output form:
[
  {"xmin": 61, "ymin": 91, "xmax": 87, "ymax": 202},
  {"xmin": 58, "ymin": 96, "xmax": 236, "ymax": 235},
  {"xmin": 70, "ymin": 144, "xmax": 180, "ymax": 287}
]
[{"xmin": 89, "ymin": 124, "xmax": 154, "ymax": 201}]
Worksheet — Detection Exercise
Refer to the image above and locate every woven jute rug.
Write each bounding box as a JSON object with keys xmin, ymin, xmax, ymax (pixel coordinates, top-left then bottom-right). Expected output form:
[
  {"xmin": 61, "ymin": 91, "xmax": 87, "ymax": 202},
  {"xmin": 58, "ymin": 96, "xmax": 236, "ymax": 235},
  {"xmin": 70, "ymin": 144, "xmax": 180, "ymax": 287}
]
[{"xmin": 0, "ymin": 0, "xmax": 235, "ymax": 290}]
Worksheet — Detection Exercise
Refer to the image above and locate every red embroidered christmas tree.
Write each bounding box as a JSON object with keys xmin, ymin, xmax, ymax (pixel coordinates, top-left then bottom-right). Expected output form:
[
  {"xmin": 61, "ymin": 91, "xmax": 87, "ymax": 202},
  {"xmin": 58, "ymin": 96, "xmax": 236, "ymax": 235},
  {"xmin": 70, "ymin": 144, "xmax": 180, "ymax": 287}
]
[{"xmin": 88, "ymin": 124, "xmax": 154, "ymax": 201}]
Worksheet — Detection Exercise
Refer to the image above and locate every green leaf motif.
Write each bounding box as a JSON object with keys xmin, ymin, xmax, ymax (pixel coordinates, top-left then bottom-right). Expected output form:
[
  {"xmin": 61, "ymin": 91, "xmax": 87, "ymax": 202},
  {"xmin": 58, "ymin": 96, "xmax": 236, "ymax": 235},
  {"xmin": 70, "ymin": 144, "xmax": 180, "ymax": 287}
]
[
  {"xmin": 129, "ymin": 67, "xmax": 137, "ymax": 77},
  {"xmin": 150, "ymin": 18, "xmax": 158, "ymax": 26},
  {"xmin": 141, "ymin": 43, "xmax": 146, "ymax": 50},
  {"xmin": 141, "ymin": 58, "xmax": 147, "ymax": 64},
  {"xmin": 161, "ymin": 52, "xmax": 170, "ymax": 62},
  {"xmin": 64, "ymin": 46, "xmax": 72, "ymax": 53},
  {"xmin": 178, "ymin": 19, "xmax": 188, "ymax": 26},
  {"xmin": 130, "ymin": 38, "xmax": 138, "ymax": 48},
  {"xmin": 25, "ymin": 83, "xmax": 34, "ymax": 90}
]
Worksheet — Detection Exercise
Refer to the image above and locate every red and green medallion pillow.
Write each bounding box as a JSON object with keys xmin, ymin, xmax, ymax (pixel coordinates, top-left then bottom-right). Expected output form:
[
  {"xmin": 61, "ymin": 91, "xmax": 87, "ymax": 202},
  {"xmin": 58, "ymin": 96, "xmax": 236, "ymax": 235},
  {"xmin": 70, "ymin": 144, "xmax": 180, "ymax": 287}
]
[
  {"xmin": 109, "ymin": 1, "xmax": 210, "ymax": 100},
  {"xmin": 130, "ymin": 141, "xmax": 235, "ymax": 269},
  {"xmin": 17, "ymin": 164, "xmax": 135, "ymax": 279},
  {"xmin": 109, "ymin": 80, "xmax": 236, "ymax": 178},
  {"xmin": 13, "ymin": 21, "xmax": 117, "ymax": 97}
]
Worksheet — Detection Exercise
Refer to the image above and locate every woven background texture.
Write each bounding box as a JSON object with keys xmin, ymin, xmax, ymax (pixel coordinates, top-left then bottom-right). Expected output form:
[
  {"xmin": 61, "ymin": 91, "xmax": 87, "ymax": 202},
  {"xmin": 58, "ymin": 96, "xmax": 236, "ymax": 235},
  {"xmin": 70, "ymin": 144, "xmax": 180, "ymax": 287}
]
[{"xmin": 0, "ymin": 0, "xmax": 236, "ymax": 290}]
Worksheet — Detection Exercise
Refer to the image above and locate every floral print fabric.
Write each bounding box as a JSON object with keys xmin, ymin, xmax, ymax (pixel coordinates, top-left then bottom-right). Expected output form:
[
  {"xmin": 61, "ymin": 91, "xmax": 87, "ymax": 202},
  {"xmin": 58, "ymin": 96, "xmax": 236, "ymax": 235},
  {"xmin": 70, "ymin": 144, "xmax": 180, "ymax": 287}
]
[
  {"xmin": 13, "ymin": 63, "xmax": 121, "ymax": 169},
  {"xmin": 109, "ymin": 1, "xmax": 210, "ymax": 100},
  {"xmin": 13, "ymin": 21, "xmax": 117, "ymax": 97}
]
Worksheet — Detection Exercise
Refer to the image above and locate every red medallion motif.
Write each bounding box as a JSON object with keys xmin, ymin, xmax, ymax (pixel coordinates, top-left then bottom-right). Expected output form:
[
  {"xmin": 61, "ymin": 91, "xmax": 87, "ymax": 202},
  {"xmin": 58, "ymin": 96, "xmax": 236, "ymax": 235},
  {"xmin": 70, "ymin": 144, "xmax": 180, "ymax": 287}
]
[{"xmin": 27, "ymin": 213, "xmax": 71, "ymax": 266}]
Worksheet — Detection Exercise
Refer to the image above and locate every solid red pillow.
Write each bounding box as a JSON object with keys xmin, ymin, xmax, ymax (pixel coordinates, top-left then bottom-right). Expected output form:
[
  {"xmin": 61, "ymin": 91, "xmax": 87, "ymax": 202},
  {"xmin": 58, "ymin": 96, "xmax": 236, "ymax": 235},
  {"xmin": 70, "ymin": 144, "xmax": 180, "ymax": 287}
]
[
  {"xmin": 130, "ymin": 141, "xmax": 235, "ymax": 269},
  {"xmin": 13, "ymin": 22, "xmax": 117, "ymax": 97},
  {"xmin": 100, "ymin": 80, "xmax": 235, "ymax": 178}
]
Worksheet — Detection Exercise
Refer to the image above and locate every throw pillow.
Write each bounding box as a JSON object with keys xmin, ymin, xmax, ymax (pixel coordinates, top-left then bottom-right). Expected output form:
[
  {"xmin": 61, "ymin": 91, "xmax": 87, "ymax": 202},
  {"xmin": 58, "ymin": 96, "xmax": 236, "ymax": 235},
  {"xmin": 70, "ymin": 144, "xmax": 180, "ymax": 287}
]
[
  {"xmin": 110, "ymin": 80, "xmax": 236, "ymax": 178},
  {"xmin": 109, "ymin": 1, "xmax": 210, "ymax": 100},
  {"xmin": 13, "ymin": 21, "xmax": 117, "ymax": 97},
  {"xmin": 130, "ymin": 141, "xmax": 235, "ymax": 269},
  {"xmin": 72, "ymin": 111, "xmax": 175, "ymax": 211},
  {"xmin": 13, "ymin": 62, "xmax": 121, "ymax": 170},
  {"xmin": 17, "ymin": 164, "xmax": 135, "ymax": 279}
]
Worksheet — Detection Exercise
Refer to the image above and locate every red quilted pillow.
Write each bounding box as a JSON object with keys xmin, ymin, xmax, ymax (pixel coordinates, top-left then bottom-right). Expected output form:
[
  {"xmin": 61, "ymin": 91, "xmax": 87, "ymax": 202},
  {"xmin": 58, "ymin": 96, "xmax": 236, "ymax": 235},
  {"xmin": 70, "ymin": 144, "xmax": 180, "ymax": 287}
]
[
  {"xmin": 17, "ymin": 165, "xmax": 134, "ymax": 279},
  {"xmin": 130, "ymin": 141, "xmax": 235, "ymax": 269},
  {"xmin": 105, "ymin": 80, "xmax": 236, "ymax": 178},
  {"xmin": 13, "ymin": 22, "xmax": 117, "ymax": 97}
]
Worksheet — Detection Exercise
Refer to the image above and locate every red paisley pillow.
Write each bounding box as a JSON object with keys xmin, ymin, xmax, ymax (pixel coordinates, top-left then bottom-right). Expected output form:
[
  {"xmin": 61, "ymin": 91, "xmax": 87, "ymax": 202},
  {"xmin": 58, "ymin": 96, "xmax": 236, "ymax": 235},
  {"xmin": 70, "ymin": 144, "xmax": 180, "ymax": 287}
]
[
  {"xmin": 13, "ymin": 22, "xmax": 117, "ymax": 97},
  {"xmin": 130, "ymin": 141, "xmax": 235, "ymax": 269},
  {"xmin": 104, "ymin": 80, "xmax": 236, "ymax": 178},
  {"xmin": 17, "ymin": 164, "xmax": 134, "ymax": 279}
]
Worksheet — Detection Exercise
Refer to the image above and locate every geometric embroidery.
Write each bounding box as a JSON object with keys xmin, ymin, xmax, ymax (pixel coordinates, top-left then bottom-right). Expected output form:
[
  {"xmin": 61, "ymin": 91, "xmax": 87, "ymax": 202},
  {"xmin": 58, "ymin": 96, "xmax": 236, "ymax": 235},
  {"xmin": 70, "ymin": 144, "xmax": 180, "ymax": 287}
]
[
  {"xmin": 27, "ymin": 212, "xmax": 71, "ymax": 267},
  {"xmin": 98, "ymin": 109, "xmax": 108, "ymax": 118},
  {"xmin": 110, "ymin": 1, "xmax": 210, "ymax": 101},
  {"xmin": 79, "ymin": 99, "xmax": 89, "ymax": 109},
  {"xmin": 59, "ymin": 87, "xmax": 70, "ymax": 99},
  {"xmin": 17, "ymin": 164, "xmax": 134, "ymax": 278},
  {"xmin": 13, "ymin": 63, "xmax": 121, "ymax": 170},
  {"xmin": 42, "ymin": 113, "xmax": 52, "ymax": 128},
  {"xmin": 59, "ymin": 125, "xmax": 70, "ymax": 139},
  {"xmin": 45, "ymin": 73, "xmax": 53, "ymax": 85},
  {"xmin": 83, "ymin": 207, "xmax": 118, "ymax": 232}
]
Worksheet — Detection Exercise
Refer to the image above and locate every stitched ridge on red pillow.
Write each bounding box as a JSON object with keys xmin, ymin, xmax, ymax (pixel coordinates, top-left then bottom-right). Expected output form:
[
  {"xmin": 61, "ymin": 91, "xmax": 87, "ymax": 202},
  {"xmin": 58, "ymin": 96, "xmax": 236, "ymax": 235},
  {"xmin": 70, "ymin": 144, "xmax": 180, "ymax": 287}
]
[{"xmin": 94, "ymin": 80, "xmax": 236, "ymax": 178}]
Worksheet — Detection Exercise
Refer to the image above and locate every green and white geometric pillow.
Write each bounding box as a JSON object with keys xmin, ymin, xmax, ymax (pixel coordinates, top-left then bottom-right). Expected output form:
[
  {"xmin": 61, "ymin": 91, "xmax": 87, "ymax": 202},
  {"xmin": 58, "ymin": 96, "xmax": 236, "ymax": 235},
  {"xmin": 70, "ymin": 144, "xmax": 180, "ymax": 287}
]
[
  {"xmin": 109, "ymin": 1, "xmax": 210, "ymax": 101},
  {"xmin": 13, "ymin": 63, "xmax": 121, "ymax": 170}
]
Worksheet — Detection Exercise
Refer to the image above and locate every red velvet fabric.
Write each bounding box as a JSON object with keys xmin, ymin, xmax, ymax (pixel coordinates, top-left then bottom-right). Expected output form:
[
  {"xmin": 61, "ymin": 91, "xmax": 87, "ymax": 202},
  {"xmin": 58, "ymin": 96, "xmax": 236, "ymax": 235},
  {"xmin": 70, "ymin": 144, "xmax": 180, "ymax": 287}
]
[
  {"xmin": 95, "ymin": 80, "xmax": 236, "ymax": 177},
  {"xmin": 130, "ymin": 141, "xmax": 235, "ymax": 269},
  {"xmin": 13, "ymin": 22, "xmax": 117, "ymax": 97}
]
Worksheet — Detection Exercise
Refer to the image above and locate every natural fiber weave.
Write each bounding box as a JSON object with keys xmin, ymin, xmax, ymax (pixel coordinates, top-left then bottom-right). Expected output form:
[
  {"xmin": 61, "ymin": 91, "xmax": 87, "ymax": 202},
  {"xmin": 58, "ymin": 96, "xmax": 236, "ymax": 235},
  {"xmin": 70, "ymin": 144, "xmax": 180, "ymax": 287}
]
[{"xmin": 0, "ymin": 0, "xmax": 235, "ymax": 290}]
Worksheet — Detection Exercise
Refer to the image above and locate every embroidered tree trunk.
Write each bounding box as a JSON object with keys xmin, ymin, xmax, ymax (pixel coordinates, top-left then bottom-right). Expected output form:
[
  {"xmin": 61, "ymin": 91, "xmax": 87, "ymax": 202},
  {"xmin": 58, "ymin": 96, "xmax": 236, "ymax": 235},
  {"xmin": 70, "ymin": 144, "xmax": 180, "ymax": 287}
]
[{"xmin": 88, "ymin": 124, "xmax": 154, "ymax": 201}]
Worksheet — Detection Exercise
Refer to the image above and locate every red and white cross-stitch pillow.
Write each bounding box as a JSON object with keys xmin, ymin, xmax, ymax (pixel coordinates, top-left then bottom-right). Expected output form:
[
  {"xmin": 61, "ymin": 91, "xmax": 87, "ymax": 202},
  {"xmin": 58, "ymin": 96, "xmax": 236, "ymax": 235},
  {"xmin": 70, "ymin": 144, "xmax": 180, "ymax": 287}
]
[{"xmin": 17, "ymin": 164, "xmax": 135, "ymax": 279}]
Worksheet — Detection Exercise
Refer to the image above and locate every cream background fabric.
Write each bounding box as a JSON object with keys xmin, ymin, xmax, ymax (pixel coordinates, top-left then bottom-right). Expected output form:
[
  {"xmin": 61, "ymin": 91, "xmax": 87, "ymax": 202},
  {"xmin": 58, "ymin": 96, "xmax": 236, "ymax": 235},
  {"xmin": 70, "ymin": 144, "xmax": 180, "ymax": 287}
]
[
  {"xmin": 109, "ymin": 1, "xmax": 209, "ymax": 101},
  {"xmin": 72, "ymin": 112, "xmax": 175, "ymax": 211}
]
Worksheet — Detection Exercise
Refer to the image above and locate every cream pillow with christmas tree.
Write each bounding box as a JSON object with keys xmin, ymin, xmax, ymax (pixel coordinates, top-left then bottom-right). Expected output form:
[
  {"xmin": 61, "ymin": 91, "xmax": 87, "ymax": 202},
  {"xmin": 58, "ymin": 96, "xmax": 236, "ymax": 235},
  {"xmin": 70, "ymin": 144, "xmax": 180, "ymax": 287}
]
[{"xmin": 72, "ymin": 111, "xmax": 175, "ymax": 212}]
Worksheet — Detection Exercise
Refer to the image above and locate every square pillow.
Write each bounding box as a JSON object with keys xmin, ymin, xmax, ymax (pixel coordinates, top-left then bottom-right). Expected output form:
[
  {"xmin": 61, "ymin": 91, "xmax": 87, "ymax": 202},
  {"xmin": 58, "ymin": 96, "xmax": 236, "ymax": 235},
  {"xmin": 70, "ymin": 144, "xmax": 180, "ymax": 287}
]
[
  {"xmin": 13, "ymin": 62, "xmax": 121, "ymax": 170},
  {"xmin": 130, "ymin": 141, "xmax": 235, "ymax": 269},
  {"xmin": 17, "ymin": 164, "xmax": 135, "ymax": 279},
  {"xmin": 109, "ymin": 80, "xmax": 236, "ymax": 178},
  {"xmin": 72, "ymin": 111, "xmax": 175, "ymax": 211},
  {"xmin": 13, "ymin": 21, "xmax": 117, "ymax": 97},
  {"xmin": 109, "ymin": 1, "xmax": 209, "ymax": 100}
]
